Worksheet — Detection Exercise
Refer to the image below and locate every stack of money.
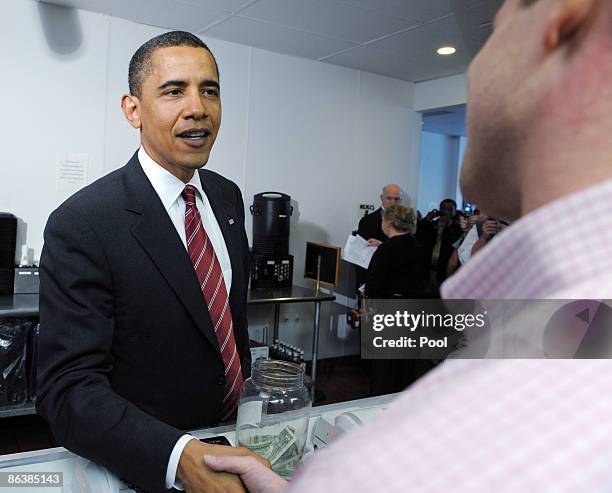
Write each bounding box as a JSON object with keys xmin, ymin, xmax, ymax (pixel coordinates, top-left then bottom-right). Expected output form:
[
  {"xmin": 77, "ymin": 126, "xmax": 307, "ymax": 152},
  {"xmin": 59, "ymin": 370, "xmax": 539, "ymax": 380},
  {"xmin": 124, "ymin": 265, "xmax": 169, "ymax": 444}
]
[{"xmin": 242, "ymin": 426, "xmax": 303, "ymax": 478}]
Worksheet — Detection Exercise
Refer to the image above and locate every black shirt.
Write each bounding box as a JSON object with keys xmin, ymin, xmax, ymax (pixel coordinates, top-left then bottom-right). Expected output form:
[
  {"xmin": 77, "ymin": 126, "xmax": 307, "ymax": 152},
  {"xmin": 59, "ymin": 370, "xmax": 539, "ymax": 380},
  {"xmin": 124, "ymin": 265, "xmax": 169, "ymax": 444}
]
[{"xmin": 365, "ymin": 233, "xmax": 426, "ymax": 298}]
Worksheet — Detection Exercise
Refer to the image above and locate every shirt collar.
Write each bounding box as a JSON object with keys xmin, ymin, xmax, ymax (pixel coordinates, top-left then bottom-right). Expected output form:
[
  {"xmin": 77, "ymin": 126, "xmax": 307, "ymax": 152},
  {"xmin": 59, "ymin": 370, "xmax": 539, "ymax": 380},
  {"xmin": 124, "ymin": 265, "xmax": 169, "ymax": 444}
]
[
  {"xmin": 441, "ymin": 179, "xmax": 612, "ymax": 299},
  {"xmin": 138, "ymin": 147, "xmax": 205, "ymax": 211}
]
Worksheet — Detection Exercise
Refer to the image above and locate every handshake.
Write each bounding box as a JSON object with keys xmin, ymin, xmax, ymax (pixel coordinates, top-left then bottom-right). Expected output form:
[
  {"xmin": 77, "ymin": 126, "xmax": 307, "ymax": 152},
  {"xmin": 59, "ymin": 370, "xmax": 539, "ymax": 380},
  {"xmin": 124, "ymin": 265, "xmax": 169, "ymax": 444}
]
[{"xmin": 177, "ymin": 438, "xmax": 289, "ymax": 493}]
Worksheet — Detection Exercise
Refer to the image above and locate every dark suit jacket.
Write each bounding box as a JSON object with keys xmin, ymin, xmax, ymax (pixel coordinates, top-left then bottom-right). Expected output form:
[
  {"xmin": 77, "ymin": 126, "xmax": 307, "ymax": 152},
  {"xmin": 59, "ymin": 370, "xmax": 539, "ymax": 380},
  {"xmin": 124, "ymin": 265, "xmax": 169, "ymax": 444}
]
[
  {"xmin": 416, "ymin": 218, "xmax": 463, "ymax": 283},
  {"xmin": 357, "ymin": 208, "xmax": 388, "ymax": 243},
  {"xmin": 355, "ymin": 208, "xmax": 388, "ymax": 291},
  {"xmin": 36, "ymin": 151, "xmax": 251, "ymax": 493}
]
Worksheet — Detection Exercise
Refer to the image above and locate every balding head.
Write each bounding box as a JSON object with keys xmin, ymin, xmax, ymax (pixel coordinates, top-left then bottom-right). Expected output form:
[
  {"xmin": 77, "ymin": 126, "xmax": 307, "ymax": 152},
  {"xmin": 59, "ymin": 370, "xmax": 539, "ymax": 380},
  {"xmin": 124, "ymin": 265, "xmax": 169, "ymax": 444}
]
[{"xmin": 380, "ymin": 184, "xmax": 403, "ymax": 209}]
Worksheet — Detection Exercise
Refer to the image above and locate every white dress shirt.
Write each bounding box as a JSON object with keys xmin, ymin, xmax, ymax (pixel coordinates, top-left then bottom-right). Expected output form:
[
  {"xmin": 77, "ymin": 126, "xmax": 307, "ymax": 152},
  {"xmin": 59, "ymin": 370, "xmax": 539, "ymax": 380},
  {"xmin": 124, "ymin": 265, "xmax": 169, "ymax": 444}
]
[
  {"xmin": 289, "ymin": 179, "xmax": 612, "ymax": 492},
  {"xmin": 138, "ymin": 147, "xmax": 233, "ymax": 490},
  {"xmin": 457, "ymin": 224, "xmax": 479, "ymax": 265}
]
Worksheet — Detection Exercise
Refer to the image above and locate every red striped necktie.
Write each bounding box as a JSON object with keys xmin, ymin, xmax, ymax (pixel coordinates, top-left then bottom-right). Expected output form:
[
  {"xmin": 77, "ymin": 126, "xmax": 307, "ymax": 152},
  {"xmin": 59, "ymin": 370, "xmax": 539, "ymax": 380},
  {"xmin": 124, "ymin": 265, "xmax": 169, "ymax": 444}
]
[{"xmin": 182, "ymin": 185, "xmax": 244, "ymax": 421}]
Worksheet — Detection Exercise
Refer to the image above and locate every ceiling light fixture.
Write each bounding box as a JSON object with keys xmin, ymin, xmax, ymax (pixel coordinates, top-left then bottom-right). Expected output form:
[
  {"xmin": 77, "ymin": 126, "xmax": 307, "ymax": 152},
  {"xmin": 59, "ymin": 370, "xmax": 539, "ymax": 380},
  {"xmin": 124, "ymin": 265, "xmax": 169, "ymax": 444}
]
[{"xmin": 437, "ymin": 46, "xmax": 456, "ymax": 56}]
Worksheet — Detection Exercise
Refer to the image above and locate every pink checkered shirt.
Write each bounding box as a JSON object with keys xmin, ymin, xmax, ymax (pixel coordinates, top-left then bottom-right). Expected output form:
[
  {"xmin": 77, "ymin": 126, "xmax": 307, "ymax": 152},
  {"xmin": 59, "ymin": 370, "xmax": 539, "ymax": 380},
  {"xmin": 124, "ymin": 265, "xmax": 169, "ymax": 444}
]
[{"xmin": 289, "ymin": 180, "xmax": 612, "ymax": 492}]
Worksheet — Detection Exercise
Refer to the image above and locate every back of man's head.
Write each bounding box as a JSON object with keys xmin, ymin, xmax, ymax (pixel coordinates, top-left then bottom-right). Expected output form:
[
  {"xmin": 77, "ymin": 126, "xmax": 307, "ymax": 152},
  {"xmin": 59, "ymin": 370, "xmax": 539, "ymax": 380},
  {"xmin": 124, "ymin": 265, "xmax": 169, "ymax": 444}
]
[{"xmin": 128, "ymin": 31, "xmax": 218, "ymax": 98}]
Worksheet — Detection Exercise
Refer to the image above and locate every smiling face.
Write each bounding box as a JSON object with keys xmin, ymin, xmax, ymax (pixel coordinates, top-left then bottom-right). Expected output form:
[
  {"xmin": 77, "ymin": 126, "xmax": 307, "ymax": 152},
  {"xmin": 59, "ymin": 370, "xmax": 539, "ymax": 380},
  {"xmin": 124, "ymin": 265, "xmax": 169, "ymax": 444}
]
[{"xmin": 122, "ymin": 46, "xmax": 221, "ymax": 182}]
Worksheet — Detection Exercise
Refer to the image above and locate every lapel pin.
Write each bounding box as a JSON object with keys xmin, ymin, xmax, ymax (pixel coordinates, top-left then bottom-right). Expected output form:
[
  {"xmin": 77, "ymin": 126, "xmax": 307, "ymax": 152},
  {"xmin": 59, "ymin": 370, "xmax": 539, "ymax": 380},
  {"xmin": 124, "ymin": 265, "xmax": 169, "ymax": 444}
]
[{"xmin": 228, "ymin": 217, "xmax": 235, "ymax": 225}]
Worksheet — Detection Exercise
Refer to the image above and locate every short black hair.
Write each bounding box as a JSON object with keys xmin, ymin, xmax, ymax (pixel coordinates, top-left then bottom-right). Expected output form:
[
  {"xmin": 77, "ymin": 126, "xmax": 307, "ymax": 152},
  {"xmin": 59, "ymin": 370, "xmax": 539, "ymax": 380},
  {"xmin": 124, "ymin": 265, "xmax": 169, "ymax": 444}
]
[
  {"xmin": 439, "ymin": 198, "xmax": 457, "ymax": 209},
  {"xmin": 128, "ymin": 31, "xmax": 219, "ymax": 98}
]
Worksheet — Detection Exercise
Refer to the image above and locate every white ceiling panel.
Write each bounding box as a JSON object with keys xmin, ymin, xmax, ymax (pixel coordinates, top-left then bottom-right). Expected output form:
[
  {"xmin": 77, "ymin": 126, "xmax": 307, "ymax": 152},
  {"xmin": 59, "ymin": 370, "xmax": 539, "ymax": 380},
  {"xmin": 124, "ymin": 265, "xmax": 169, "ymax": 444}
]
[
  {"xmin": 343, "ymin": 0, "xmax": 493, "ymax": 23},
  {"xmin": 204, "ymin": 15, "xmax": 358, "ymax": 60},
  {"xmin": 466, "ymin": 0, "xmax": 503, "ymax": 23},
  {"xmin": 371, "ymin": 16, "xmax": 470, "ymax": 60},
  {"xmin": 37, "ymin": 0, "xmax": 504, "ymax": 83},
  {"xmin": 236, "ymin": 0, "xmax": 420, "ymax": 43},
  {"xmin": 325, "ymin": 44, "xmax": 458, "ymax": 82},
  {"xmin": 112, "ymin": 0, "xmax": 231, "ymax": 32},
  {"xmin": 37, "ymin": 0, "xmax": 115, "ymax": 15},
  {"xmin": 457, "ymin": 1, "xmax": 497, "ymax": 52},
  {"xmin": 41, "ymin": 0, "xmax": 233, "ymax": 31},
  {"xmin": 175, "ymin": 0, "xmax": 258, "ymax": 14},
  {"xmin": 343, "ymin": 0, "xmax": 452, "ymax": 23}
]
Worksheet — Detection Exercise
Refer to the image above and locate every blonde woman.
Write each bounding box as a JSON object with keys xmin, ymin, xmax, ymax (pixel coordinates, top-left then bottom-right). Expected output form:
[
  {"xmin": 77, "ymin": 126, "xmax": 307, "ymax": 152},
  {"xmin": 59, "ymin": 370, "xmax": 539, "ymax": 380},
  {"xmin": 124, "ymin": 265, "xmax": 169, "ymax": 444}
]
[
  {"xmin": 365, "ymin": 205, "xmax": 426, "ymax": 299},
  {"xmin": 365, "ymin": 205, "xmax": 432, "ymax": 396}
]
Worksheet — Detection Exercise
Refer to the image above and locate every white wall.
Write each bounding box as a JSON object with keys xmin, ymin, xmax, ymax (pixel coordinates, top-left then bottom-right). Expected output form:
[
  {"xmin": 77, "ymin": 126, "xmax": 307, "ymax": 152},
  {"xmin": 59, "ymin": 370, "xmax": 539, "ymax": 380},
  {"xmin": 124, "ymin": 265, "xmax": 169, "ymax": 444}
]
[
  {"xmin": 417, "ymin": 132, "xmax": 461, "ymax": 214},
  {"xmin": 413, "ymin": 74, "xmax": 468, "ymax": 215},
  {"xmin": 456, "ymin": 136, "xmax": 468, "ymax": 208},
  {"xmin": 0, "ymin": 0, "xmax": 424, "ymax": 359},
  {"xmin": 414, "ymin": 74, "xmax": 467, "ymax": 112},
  {"xmin": 1, "ymin": 1, "xmax": 110, "ymax": 262}
]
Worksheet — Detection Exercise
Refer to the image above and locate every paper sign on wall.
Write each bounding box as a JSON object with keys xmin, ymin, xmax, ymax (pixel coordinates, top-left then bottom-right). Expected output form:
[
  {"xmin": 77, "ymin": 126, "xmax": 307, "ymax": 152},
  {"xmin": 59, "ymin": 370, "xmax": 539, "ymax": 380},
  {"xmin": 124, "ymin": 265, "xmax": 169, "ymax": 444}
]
[{"xmin": 57, "ymin": 152, "xmax": 88, "ymax": 192}]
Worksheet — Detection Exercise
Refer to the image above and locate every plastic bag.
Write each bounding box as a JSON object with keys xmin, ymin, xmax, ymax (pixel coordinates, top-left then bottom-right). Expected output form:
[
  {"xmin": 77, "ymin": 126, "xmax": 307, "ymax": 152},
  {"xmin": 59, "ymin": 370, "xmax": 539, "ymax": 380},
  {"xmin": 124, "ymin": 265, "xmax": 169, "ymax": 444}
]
[{"xmin": 0, "ymin": 318, "xmax": 34, "ymax": 406}]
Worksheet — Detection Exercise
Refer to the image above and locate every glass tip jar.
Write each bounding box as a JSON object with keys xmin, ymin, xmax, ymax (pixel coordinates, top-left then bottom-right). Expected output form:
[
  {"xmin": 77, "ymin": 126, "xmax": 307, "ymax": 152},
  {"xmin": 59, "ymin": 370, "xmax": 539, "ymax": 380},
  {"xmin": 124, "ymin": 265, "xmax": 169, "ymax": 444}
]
[{"xmin": 236, "ymin": 359, "xmax": 312, "ymax": 478}]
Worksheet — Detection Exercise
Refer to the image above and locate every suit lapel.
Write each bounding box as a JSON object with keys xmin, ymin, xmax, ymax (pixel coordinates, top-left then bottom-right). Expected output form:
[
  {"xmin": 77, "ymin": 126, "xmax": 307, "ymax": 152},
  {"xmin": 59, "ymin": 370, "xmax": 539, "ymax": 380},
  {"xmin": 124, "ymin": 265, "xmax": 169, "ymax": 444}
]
[{"xmin": 122, "ymin": 154, "xmax": 220, "ymax": 353}]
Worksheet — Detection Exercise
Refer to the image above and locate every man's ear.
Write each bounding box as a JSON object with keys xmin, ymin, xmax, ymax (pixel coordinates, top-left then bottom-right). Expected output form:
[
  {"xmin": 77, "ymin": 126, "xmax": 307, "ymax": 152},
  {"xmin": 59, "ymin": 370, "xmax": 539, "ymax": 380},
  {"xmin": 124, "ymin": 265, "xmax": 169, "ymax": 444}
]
[
  {"xmin": 121, "ymin": 94, "xmax": 142, "ymax": 129},
  {"xmin": 544, "ymin": 0, "xmax": 596, "ymax": 50}
]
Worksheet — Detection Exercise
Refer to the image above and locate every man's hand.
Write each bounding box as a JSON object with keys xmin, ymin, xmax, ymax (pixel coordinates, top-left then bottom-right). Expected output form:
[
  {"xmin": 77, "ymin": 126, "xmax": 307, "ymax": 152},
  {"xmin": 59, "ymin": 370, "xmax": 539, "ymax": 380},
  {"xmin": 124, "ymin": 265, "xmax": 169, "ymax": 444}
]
[
  {"xmin": 425, "ymin": 209, "xmax": 439, "ymax": 221},
  {"xmin": 471, "ymin": 219, "xmax": 501, "ymax": 256},
  {"xmin": 177, "ymin": 439, "xmax": 270, "ymax": 493},
  {"xmin": 367, "ymin": 238, "xmax": 383, "ymax": 246},
  {"xmin": 204, "ymin": 454, "xmax": 288, "ymax": 493},
  {"xmin": 481, "ymin": 219, "xmax": 501, "ymax": 239}
]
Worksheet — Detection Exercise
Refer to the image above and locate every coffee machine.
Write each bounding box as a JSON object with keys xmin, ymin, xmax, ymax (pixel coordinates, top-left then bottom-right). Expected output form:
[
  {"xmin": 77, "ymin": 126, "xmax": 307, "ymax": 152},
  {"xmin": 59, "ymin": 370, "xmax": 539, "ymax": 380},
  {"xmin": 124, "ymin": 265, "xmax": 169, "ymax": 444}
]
[{"xmin": 249, "ymin": 192, "xmax": 294, "ymax": 289}]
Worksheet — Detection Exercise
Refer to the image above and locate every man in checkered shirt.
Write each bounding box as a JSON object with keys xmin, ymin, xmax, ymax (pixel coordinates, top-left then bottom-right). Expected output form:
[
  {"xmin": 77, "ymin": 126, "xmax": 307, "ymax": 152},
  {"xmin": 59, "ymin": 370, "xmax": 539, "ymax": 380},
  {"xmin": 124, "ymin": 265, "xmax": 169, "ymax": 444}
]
[{"xmin": 203, "ymin": 0, "xmax": 612, "ymax": 490}]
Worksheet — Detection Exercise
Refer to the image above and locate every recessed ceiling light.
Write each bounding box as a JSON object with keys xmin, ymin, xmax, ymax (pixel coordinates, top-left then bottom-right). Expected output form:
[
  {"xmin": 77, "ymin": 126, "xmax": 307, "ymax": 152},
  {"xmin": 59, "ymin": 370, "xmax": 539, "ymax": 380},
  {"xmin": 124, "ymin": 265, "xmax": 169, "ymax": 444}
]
[{"xmin": 437, "ymin": 46, "xmax": 456, "ymax": 56}]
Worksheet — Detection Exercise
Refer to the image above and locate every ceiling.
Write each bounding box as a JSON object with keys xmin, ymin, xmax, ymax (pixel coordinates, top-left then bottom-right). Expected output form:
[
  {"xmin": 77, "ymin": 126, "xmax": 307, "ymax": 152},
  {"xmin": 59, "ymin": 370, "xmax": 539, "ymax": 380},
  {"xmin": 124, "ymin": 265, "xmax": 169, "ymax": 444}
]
[
  {"xmin": 38, "ymin": 0, "xmax": 502, "ymax": 83},
  {"xmin": 422, "ymin": 105, "xmax": 466, "ymax": 136}
]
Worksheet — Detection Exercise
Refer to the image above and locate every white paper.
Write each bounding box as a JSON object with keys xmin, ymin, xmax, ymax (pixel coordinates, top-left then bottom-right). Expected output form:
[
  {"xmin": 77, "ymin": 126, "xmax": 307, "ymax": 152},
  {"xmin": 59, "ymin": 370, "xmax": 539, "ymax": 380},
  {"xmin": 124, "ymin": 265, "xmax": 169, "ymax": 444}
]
[
  {"xmin": 57, "ymin": 152, "xmax": 88, "ymax": 193},
  {"xmin": 342, "ymin": 234, "xmax": 377, "ymax": 269},
  {"xmin": 236, "ymin": 400, "xmax": 263, "ymax": 427},
  {"xmin": 458, "ymin": 226, "xmax": 479, "ymax": 265}
]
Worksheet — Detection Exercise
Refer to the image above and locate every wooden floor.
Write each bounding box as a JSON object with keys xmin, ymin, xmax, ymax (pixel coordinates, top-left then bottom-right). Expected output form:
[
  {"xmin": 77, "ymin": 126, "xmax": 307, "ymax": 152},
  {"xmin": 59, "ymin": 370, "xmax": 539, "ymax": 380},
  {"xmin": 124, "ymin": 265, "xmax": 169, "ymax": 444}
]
[{"xmin": 0, "ymin": 356, "xmax": 371, "ymax": 455}]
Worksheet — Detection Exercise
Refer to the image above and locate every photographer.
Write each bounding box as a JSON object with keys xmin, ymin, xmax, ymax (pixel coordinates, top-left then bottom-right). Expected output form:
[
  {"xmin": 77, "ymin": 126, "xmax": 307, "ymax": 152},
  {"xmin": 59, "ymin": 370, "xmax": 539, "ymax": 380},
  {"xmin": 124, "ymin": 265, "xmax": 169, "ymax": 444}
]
[
  {"xmin": 416, "ymin": 199, "xmax": 463, "ymax": 295},
  {"xmin": 446, "ymin": 214, "xmax": 509, "ymax": 276}
]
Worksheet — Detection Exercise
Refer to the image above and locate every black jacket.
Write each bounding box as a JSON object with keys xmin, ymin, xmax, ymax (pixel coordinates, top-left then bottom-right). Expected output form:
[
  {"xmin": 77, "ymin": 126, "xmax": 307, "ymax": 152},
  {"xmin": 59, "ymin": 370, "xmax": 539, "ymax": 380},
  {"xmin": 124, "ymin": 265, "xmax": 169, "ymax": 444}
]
[
  {"xmin": 37, "ymin": 151, "xmax": 251, "ymax": 493},
  {"xmin": 365, "ymin": 233, "xmax": 426, "ymax": 298},
  {"xmin": 357, "ymin": 208, "xmax": 387, "ymax": 243},
  {"xmin": 416, "ymin": 218, "xmax": 463, "ymax": 282}
]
